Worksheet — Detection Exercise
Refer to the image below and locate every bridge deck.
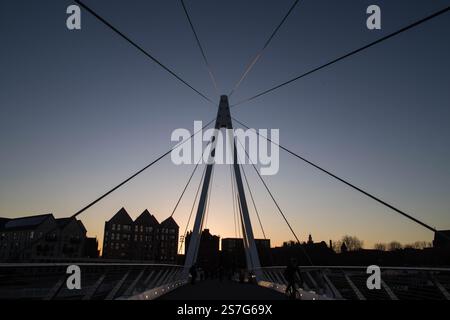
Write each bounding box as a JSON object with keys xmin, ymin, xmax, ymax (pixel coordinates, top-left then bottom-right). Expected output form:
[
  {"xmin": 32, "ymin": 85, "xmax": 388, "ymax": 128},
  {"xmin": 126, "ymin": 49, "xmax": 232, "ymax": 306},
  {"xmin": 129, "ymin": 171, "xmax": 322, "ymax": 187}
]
[{"xmin": 159, "ymin": 279, "xmax": 287, "ymax": 300}]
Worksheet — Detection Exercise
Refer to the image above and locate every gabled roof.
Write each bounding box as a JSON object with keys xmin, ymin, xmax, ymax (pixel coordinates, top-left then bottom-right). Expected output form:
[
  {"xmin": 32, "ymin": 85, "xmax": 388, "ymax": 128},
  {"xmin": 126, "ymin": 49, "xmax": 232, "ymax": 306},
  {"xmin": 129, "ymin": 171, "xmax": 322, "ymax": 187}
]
[
  {"xmin": 135, "ymin": 209, "xmax": 159, "ymax": 225},
  {"xmin": 160, "ymin": 216, "xmax": 179, "ymax": 229},
  {"xmin": 108, "ymin": 207, "xmax": 133, "ymax": 224},
  {"xmin": 55, "ymin": 217, "xmax": 72, "ymax": 228},
  {"xmin": 3, "ymin": 214, "xmax": 53, "ymax": 231},
  {"xmin": 55, "ymin": 217, "xmax": 87, "ymax": 233},
  {"xmin": 77, "ymin": 220, "xmax": 87, "ymax": 233}
]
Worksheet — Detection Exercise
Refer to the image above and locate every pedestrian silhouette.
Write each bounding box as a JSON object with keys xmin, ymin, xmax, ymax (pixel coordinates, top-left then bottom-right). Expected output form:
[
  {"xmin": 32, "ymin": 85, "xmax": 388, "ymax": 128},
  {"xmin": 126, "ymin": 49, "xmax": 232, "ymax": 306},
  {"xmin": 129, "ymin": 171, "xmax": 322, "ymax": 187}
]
[
  {"xmin": 189, "ymin": 264, "xmax": 197, "ymax": 285},
  {"xmin": 284, "ymin": 258, "xmax": 303, "ymax": 299}
]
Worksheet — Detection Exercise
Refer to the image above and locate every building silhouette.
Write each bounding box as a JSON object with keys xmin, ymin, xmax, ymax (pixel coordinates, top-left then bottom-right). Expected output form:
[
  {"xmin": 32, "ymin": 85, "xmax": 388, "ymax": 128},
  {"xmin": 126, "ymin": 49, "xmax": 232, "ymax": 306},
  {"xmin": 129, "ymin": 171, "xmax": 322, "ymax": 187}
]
[
  {"xmin": 102, "ymin": 208, "xmax": 179, "ymax": 263},
  {"xmin": 133, "ymin": 209, "xmax": 159, "ymax": 261},
  {"xmin": 103, "ymin": 208, "xmax": 133, "ymax": 260},
  {"xmin": 158, "ymin": 216, "xmax": 179, "ymax": 263},
  {"xmin": 0, "ymin": 214, "xmax": 97, "ymax": 261},
  {"xmin": 84, "ymin": 237, "xmax": 100, "ymax": 258},
  {"xmin": 433, "ymin": 230, "xmax": 450, "ymax": 249},
  {"xmin": 222, "ymin": 238, "xmax": 271, "ymax": 267},
  {"xmin": 185, "ymin": 229, "xmax": 220, "ymax": 272}
]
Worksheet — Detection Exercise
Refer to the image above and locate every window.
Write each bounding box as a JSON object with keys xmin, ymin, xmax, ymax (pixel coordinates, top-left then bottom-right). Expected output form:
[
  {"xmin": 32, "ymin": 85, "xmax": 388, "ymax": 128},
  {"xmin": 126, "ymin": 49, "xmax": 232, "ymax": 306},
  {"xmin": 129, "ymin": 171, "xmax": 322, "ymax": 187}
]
[
  {"xmin": 111, "ymin": 233, "xmax": 115, "ymax": 240},
  {"xmin": 30, "ymin": 231, "xmax": 34, "ymax": 239},
  {"xmin": 117, "ymin": 224, "xmax": 121, "ymax": 231},
  {"xmin": 140, "ymin": 226, "xmax": 144, "ymax": 232},
  {"xmin": 135, "ymin": 225, "xmax": 138, "ymax": 232},
  {"xmin": 112, "ymin": 224, "xmax": 116, "ymax": 231}
]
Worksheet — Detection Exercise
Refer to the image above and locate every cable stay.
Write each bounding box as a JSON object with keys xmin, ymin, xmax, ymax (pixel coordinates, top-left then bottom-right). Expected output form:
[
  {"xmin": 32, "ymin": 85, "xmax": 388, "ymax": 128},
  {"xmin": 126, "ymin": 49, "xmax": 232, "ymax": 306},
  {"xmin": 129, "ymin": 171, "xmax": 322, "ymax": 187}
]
[
  {"xmin": 203, "ymin": 166, "xmax": 215, "ymax": 229},
  {"xmin": 232, "ymin": 117, "xmax": 448, "ymax": 240},
  {"xmin": 229, "ymin": 0, "xmax": 301, "ymax": 96},
  {"xmin": 180, "ymin": 0, "xmax": 220, "ymax": 97},
  {"xmin": 229, "ymin": 164, "xmax": 238, "ymax": 239},
  {"xmin": 75, "ymin": 0, "xmax": 214, "ymax": 104},
  {"xmin": 240, "ymin": 163, "xmax": 267, "ymax": 240},
  {"xmin": 170, "ymin": 140, "xmax": 213, "ymax": 218},
  {"xmin": 235, "ymin": 137, "xmax": 314, "ymax": 265},
  {"xmin": 232, "ymin": 6, "xmax": 450, "ymax": 107},
  {"xmin": 179, "ymin": 165, "xmax": 208, "ymax": 254},
  {"xmin": 16, "ymin": 118, "xmax": 215, "ymax": 259},
  {"xmin": 231, "ymin": 166, "xmax": 242, "ymax": 239},
  {"xmin": 72, "ymin": 118, "xmax": 215, "ymax": 218}
]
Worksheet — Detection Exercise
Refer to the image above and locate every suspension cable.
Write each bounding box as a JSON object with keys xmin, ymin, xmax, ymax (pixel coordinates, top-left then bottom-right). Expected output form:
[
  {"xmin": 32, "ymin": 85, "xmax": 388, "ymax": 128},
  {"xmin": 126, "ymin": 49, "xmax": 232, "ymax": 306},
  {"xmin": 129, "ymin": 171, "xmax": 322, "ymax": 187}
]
[
  {"xmin": 72, "ymin": 118, "xmax": 215, "ymax": 218},
  {"xmin": 232, "ymin": 6, "xmax": 450, "ymax": 106},
  {"xmin": 229, "ymin": 0, "xmax": 301, "ymax": 96},
  {"xmin": 170, "ymin": 141, "xmax": 211, "ymax": 218},
  {"xmin": 180, "ymin": 0, "xmax": 219, "ymax": 96},
  {"xmin": 229, "ymin": 164, "xmax": 238, "ymax": 238},
  {"xmin": 75, "ymin": 0, "xmax": 214, "ymax": 104},
  {"xmin": 235, "ymin": 137, "xmax": 313, "ymax": 265},
  {"xmin": 203, "ymin": 166, "xmax": 215, "ymax": 229},
  {"xmin": 170, "ymin": 162, "xmax": 201, "ymax": 218},
  {"xmin": 233, "ymin": 117, "xmax": 444, "ymax": 237},
  {"xmin": 240, "ymin": 163, "xmax": 267, "ymax": 239},
  {"xmin": 17, "ymin": 118, "xmax": 215, "ymax": 260},
  {"xmin": 237, "ymin": 191, "xmax": 242, "ymax": 239},
  {"xmin": 179, "ymin": 165, "xmax": 207, "ymax": 254}
]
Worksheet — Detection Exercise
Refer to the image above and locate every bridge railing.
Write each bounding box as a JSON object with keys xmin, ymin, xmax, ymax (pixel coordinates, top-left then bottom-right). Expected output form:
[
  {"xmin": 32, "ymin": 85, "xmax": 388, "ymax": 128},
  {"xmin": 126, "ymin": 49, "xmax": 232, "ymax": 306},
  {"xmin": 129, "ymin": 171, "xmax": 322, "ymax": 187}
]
[
  {"xmin": 0, "ymin": 262, "xmax": 185, "ymax": 300},
  {"xmin": 258, "ymin": 266, "xmax": 450, "ymax": 300}
]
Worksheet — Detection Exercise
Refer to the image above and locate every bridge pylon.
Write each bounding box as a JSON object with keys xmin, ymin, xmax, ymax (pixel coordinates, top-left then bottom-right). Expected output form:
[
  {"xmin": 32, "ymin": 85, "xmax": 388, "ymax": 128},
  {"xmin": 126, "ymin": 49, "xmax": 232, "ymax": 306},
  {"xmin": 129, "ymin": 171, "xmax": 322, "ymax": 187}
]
[{"xmin": 183, "ymin": 95, "xmax": 262, "ymax": 279}]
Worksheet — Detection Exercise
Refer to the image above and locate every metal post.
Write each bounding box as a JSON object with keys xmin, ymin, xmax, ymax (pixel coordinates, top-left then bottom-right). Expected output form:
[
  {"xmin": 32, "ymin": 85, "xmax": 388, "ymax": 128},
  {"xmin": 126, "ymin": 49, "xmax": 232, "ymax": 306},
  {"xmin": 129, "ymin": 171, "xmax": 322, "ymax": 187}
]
[{"xmin": 183, "ymin": 95, "xmax": 262, "ymax": 278}]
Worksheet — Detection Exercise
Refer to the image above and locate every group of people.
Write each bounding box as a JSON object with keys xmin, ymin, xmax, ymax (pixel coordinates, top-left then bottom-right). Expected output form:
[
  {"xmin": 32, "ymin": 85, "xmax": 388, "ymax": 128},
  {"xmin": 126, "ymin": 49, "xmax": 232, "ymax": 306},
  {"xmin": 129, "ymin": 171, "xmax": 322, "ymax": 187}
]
[
  {"xmin": 189, "ymin": 258, "xmax": 304, "ymax": 299},
  {"xmin": 188, "ymin": 264, "xmax": 228, "ymax": 284}
]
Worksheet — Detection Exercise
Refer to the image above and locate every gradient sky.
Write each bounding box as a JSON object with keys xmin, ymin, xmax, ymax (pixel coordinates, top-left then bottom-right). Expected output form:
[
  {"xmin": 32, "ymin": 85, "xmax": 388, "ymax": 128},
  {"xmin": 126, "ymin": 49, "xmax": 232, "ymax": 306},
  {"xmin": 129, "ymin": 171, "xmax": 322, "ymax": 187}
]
[{"xmin": 1, "ymin": 0, "xmax": 449, "ymax": 252}]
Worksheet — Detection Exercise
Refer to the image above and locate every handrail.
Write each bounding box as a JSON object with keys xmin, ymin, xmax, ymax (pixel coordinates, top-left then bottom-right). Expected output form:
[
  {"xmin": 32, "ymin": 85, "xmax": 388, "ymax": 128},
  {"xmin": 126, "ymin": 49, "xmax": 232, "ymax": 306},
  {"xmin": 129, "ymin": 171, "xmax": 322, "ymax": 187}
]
[
  {"xmin": 258, "ymin": 266, "xmax": 450, "ymax": 272},
  {"xmin": 0, "ymin": 263, "xmax": 184, "ymax": 268}
]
